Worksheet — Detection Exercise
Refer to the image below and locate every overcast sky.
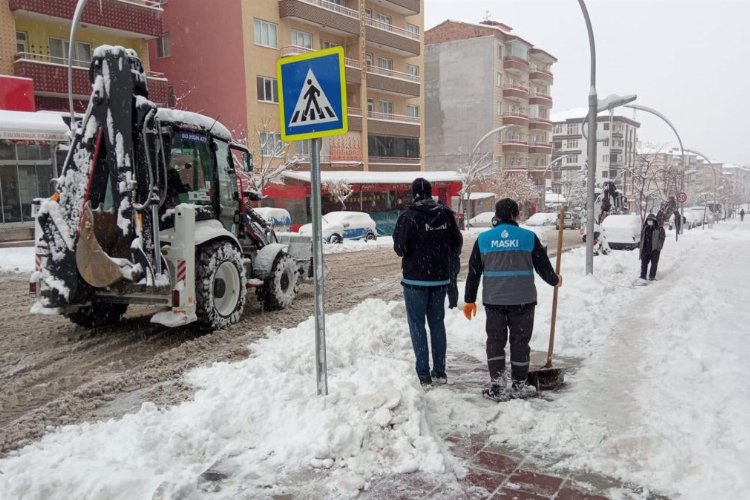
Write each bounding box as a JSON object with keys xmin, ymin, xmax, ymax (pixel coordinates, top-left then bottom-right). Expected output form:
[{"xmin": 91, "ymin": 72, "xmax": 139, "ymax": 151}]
[{"xmin": 425, "ymin": 0, "xmax": 750, "ymax": 165}]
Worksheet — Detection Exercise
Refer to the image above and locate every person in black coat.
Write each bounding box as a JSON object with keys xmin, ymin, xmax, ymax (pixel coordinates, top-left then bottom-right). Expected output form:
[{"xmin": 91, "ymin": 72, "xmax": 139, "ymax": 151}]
[
  {"xmin": 639, "ymin": 213, "xmax": 666, "ymax": 280},
  {"xmin": 393, "ymin": 178, "xmax": 463, "ymax": 388}
]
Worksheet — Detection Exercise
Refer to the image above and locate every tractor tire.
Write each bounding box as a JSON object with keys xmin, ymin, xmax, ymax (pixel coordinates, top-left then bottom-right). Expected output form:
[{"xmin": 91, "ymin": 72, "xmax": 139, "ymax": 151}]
[
  {"xmin": 67, "ymin": 302, "xmax": 128, "ymax": 328},
  {"xmin": 195, "ymin": 240, "xmax": 246, "ymax": 329},
  {"xmin": 261, "ymin": 252, "xmax": 299, "ymax": 311}
]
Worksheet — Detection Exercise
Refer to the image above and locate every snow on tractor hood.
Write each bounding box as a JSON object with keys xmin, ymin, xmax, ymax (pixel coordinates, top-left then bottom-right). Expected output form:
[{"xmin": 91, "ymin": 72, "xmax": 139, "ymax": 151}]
[{"xmin": 155, "ymin": 108, "xmax": 232, "ymax": 141}]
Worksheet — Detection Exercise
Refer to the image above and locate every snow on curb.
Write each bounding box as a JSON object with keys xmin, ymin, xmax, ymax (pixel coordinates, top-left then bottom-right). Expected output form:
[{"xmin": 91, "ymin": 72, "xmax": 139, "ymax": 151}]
[{"xmin": 0, "ymin": 246, "xmax": 34, "ymax": 273}]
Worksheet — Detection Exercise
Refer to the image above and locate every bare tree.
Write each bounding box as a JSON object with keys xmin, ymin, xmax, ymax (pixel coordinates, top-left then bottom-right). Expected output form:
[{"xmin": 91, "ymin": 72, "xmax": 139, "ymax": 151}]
[
  {"xmin": 323, "ymin": 179, "xmax": 353, "ymax": 210},
  {"xmin": 487, "ymin": 172, "xmax": 540, "ymax": 209},
  {"xmin": 457, "ymin": 150, "xmax": 494, "ymax": 220},
  {"xmin": 242, "ymin": 115, "xmax": 303, "ymax": 195}
]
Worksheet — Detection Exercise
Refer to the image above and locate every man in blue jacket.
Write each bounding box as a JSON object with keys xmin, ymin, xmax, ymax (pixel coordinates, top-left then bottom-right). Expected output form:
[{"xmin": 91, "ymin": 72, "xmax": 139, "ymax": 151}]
[
  {"xmin": 393, "ymin": 178, "xmax": 463, "ymax": 388},
  {"xmin": 464, "ymin": 199, "xmax": 561, "ymax": 401}
]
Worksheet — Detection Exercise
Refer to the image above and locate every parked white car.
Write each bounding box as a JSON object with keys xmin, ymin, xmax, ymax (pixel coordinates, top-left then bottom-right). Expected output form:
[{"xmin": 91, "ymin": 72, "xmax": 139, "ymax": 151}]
[
  {"xmin": 467, "ymin": 211, "xmax": 495, "ymax": 228},
  {"xmin": 524, "ymin": 212, "xmax": 557, "ymax": 227},
  {"xmin": 253, "ymin": 207, "xmax": 292, "ymax": 232},
  {"xmin": 298, "ymin": 211, "xmax": 377, "ymax": 243},
  {"xmin": 600, "ymin": 214, "xmax": 642, "ymax": 250}
]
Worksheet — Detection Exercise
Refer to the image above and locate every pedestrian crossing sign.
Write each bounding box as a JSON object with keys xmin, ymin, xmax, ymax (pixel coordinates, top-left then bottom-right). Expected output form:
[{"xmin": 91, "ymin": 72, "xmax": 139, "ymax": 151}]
[{"xmin": 277, "ymin": 47, "xmax": 348, "ymax": 141}]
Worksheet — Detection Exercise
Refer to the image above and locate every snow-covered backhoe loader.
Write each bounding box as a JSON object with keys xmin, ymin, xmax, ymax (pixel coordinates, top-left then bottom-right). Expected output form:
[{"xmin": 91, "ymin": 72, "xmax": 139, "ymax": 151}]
[{"xmin": 29, "ymin": 46, "xmax": 314, "ymax": 330}]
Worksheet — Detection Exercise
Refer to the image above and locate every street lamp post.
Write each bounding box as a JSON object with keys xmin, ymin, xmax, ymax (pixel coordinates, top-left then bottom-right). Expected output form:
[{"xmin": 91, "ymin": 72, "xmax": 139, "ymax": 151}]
[{"xmin": 578, "ymin": 0, "xmax": 597, "ymax": 275}]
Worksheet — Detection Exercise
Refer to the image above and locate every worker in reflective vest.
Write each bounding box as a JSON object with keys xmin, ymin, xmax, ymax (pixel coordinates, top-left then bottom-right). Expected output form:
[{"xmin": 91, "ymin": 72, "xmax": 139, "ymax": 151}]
[{"xmin": 464, "ymin": 199, "xmax": 561, "ymax": 402}]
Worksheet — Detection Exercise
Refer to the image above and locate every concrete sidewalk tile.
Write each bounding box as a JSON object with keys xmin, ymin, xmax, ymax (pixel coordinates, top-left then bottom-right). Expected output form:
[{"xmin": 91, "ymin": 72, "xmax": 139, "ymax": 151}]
[
  {"xmin": 554, "ymin": 486, "xmax": 608, "ymax": 500},
  {"xmin": 462, "ymin": 467, "xmax": 507, "ymax": 493},
  {"xmin": 492, "ymin": 487, "xmax": 551, "ymax": 499},
  {"xmin": 506, "ymin": 470, "xmax": 564, "ymax": 496},
  {"xmin": 472, "ymin": 451, "xmax": 520, "ymax": 475}
]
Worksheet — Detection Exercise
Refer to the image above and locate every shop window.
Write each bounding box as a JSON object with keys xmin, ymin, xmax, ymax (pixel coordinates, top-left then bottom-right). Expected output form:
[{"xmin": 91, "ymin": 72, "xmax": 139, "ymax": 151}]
[
  {"xmin": 0, "ymin": 166, "xmax": 21, "ymax": 223},
  {"xmin": 16, "ymin": 32, "xmax": 27, "ymax": 54}
]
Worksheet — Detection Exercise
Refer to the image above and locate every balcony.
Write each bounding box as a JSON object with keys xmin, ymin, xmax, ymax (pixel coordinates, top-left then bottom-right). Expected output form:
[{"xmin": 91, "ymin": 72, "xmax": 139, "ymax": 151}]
[
  {"xmin": 529, "ymin": 68, "xmax": 554, "ymax": 84},
  {"xmin": 380, "ymin": 0, "xmax": 420, "ymax": 15},
  {"xmin": 502, "ymin": 140, "xmax": 529, "ymax": 154},
  {"xmin": 365, "ymin": 18, "xmax": 421, "ymax": 56},
  {"xmin": 529, "ymin": 93, "xmax": 553, "ymax": 107},
  {"xmin": 528, "ymin": 117, "xmax": 552, "ymax": 131},
  {"xmin": 501, "ymin": 112, "xmax": 529, "ymax": 127},
  {"xmin": 14, "ymin": 53, "xmax": 169, "ymax": 106},
  {"xmin": 528, "ymin": 142, "xmax": 553, "ymax": 154},
  {"xmin": 502, "ymin": 84, "xmax": 528, "ymax": 100},
  {"xmin": 503, "ymin": 56, "xmax": 529, "ymax": 73},
  {"xmin": 9, "ymin": 0, "xmax": 163, "ymax": 38},
  {"xmin": 347, "ymin": 107, "xmax": 420, "ymax": 137},
  {"xmin": 279, "ymin": 0, "xmax": 360, "ymax": 37}
]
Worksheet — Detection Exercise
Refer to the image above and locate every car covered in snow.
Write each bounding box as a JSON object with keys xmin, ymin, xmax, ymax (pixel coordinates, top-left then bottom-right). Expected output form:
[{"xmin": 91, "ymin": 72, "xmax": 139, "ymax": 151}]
[
  {"xmin": 524, "ymin": 212, "xmax": 558, "ymax": 227},
  {"xmin": 556, "ymin": 211, "xmax": 581, "ymax": 230},
  {"xmin": 253, "ymin": 207, "xmax": 292, "ymax": 232},
  {"xmin": 467, "ymin": 212, "xmax": 548, "ymax": 252},
  {"xmin": 600, "ymin": 214, "xmax": 642, "ymax": 250},
  {"xmin": 298, "ymin": 211, "xmax": 377, "ymax": 243}
]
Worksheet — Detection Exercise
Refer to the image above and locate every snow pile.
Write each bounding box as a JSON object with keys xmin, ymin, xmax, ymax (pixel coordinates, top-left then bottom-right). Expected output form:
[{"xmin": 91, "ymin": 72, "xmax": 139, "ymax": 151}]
[
  {"xmin": 0, "ymin": 246, "xmax": 34, "ymax": 273},
  {"xmin": 1, "ymin": 224, "xmax": 749, "ymax": 498}
]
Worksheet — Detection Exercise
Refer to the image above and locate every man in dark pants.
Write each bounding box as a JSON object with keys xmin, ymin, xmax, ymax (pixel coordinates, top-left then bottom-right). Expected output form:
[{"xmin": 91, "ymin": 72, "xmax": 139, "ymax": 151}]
[
  {"xmin": 639, "ymin": 213, "xmax": 666, "ymax": 281},
  {"xmin": 393, "ymin": 178, "xmax": 463, "ymax": 389},
  {"xmin": 463, "ymin": 199, "xmax": 561, "ymax": 401}
]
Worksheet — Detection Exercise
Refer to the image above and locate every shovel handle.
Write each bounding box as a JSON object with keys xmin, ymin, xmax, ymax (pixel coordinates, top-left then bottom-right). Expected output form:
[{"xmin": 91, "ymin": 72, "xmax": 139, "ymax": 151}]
[{"xmin": 546, "ymin": 207, "xmax": 565, "ymax": 367}]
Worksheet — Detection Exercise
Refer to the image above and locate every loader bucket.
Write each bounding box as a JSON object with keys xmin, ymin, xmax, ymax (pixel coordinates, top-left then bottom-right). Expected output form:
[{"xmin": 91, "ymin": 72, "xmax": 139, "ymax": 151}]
[{"xmin": 76, "ymin": 202, "xmax": 123, "ymax": 288}]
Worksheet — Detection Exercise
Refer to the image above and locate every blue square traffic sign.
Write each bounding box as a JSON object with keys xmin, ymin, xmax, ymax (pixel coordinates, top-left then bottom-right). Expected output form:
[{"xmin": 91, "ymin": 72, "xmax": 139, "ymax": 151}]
[{"xmin": 277, "ymin": 47, "xmax": 348, "ymax": 141}]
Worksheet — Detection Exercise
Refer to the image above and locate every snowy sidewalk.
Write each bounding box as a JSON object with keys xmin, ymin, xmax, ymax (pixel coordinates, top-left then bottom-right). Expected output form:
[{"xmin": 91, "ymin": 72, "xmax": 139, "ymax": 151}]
[{"xmin": 0, "ymin": 223, "xmax": 748, "ymax": 499}]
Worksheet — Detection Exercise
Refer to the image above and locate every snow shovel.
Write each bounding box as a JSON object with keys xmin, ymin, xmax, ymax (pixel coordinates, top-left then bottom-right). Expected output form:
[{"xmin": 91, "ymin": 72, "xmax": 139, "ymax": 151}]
[{"xmin": 526, "ymin": 207, "xmax": 565, "ymax": 391}]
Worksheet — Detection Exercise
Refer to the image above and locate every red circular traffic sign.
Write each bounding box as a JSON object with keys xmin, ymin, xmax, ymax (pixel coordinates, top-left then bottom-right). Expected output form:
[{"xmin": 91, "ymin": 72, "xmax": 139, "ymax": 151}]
[{"xmin": 677, "ymin": 191, "xmax": 688, "ymax": 204}]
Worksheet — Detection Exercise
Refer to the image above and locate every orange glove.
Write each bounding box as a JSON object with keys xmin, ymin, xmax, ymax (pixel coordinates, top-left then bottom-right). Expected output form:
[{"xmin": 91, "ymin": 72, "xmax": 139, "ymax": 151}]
[{"xmin": 463, "ymin": 302, "xmax": 477, "ymax": 320}]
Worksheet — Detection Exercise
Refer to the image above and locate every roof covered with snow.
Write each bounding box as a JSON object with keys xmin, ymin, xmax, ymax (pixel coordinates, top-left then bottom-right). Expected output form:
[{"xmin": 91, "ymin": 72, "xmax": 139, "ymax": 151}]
[
  {"xmin": 0, "ymin": 110, "xmax": 69, "ymax": 141},
  {"xmin": 282, "ymin": 170, "xmax": 462, "ymax": 185}
]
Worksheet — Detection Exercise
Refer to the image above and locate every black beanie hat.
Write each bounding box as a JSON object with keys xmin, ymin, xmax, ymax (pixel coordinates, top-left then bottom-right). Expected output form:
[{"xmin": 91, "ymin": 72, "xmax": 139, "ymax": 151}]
[
  {"xmin": 411, "ymin": 177, "xmax": 432, "ymax": 200},
  {"xmin": 495, "ymin": 198, "xmax": 519, "ymax": 221}
]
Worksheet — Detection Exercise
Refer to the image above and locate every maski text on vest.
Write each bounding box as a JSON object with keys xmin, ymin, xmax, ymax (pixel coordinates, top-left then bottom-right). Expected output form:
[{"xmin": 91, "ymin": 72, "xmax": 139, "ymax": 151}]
[
  {"xmin": 491, "ymin": 239, "xmax": 519, "ymax": 248},
  {"xmin": 425, "ymin": 223, "xmax": 447, "ymax": 231}
]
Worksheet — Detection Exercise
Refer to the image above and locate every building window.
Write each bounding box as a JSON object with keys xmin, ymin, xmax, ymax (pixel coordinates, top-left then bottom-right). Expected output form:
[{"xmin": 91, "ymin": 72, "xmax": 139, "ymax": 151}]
[
  {"xmin": 507, "ymin": 41, "xmax": 528, "ymax": 60},
  {"xmin": 554, "ymin": 141, "xmax": 562, "ymax": 149},
  {"xmin": 377, "ymin": 57, "xmax": 393, "ymax": 71},
  {"xmin": 497, "ymin": 43, "xmax": 503, "ymax": 60},
  {"xmin": 379, "ymin": 100, "xmax": 393, "ymax": 115},
  {"xmin": 256, "ymin": 76, "xmax": 278, "ymax": 103},
  {"xmin": 602, "ymin": 170, "xmax": 609, "ymax": 178},
  {"xmin": 367, "ymin": 98, "xmax": 374, "ymax": 113},
  {"xmin": 254, "ymin": 19, "xmax": 278, "ymax": 48},
  {"xmin": 610, "ymin": 153, "xmax": 620, "ymax": 163},
  {"xmin": 407, "ymin": 64, "xmax": 419, "ymax": 78},
  {"xmin": 377, "ymin": 13, "xmax": 392, "ymax": 27},
  {"xmin": 406, "ymin": 23, "xmax": 420, "ymax": 36},
  {"xmin": 602, "ymin": 154, "xmax": 609, "ymax": 163},
  {"xmin": 291, "ymin": 29, "xmax": 312, "ymax": 49},
  {"xmin": 156, "ymin": 34, "xmax": 171, "ymax": 58},
  {"xmin": 603, "ymin": 139, "xmax": 609, "ymax": 147},
  {"xmin": 16, "ymin": 32, "xmax": 27, "ymax": 54},
  {"xmin": 496, "ymin": 72, "xmax": 503, "ymax": 86},
  {"xmin": 553, "ymin": 124, "xmax": 563, "ymax": 134},
  {"xmin": 566, "ymin": 123, "xmax": 578, "ymax": 135},
  {"xmin": 322, "ymin": 40, "xmax": 338, "ymax": 49},
  {"xmin": 406, "ymin": 104, "xmax": 419, "ymax": 118},
  {"xmin": 296, "ymin": 140, "xmax": 311, "ymax": 156},
  {"xmin": 603, "ymin": 122, "xmax": 610, "ymax": 131},
  {"xmin": 368, "ymin": 135, "xmax": 419, "ymax": 158},
  {"xmin": 565, "ymin": 155, "xmax": 578, "ymax": 164},
  {"xmin": 365, "ymin": 8, "xmax": 372, "ymax": 18},
  {"xmin": 497, "ymin": 101, "xmax": 502, "ymax": 115},
  {"xmin": 365, "ymin": 53, "xmax": 373, "ymax": 68},
  {"xmin": 567, "ymin": 139, "xmax": 578, "ymax": 149},
  {"xmin": 259, "ymin": 132, "xmax": 283, "ymax": 156},
  {"xmin": 49, "ymin": 38, "xmax": 91, "ymax": 67}
]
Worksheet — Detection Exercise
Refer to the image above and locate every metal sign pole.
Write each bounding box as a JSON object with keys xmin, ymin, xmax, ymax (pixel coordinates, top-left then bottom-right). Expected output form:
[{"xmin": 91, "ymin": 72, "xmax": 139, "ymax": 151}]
[{"xmin": 310, "ymin": 137, "xmax": 328, "ymax": 396}]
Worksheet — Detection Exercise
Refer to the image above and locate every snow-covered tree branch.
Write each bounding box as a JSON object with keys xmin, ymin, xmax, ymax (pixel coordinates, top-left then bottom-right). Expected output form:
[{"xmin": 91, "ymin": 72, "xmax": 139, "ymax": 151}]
[{"xmin": 323, "ymin": 179, "xmax": 353, "ymax": 210}]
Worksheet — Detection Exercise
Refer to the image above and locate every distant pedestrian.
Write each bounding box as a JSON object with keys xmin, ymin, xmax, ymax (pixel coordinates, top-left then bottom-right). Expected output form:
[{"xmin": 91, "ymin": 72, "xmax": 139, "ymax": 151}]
[
  {"xmin": 463, "ymin": 199, "xmax": 561, "ymax": 402},
  {"xmin": 393, "ymin": 178, "xmax": 463, "ymax": 389},
  {"xmin": 741, "ymin": 208, "xmax": 745, "ymax": 222},
  {"xmin": 639, "ymin": 213, "xmax": 666, "ymax": 281}
]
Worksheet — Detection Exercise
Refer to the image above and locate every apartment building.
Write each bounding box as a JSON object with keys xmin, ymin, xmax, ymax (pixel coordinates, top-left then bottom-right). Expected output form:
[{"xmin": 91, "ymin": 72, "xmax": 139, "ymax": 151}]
[
  {"xmin": 550, "ymin": 108, "xmax": 640, "ymax": 195},
  {"xmin": 424, "ymin": 19, "xmax": 556, "ymax": 188},
  {"xmin": 0, "ymin": 0, "xmax": 168, "ymax": 231},
  {"xmin": 151, "ymin": 0, "xmax": 424, "ymax": 173}
]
